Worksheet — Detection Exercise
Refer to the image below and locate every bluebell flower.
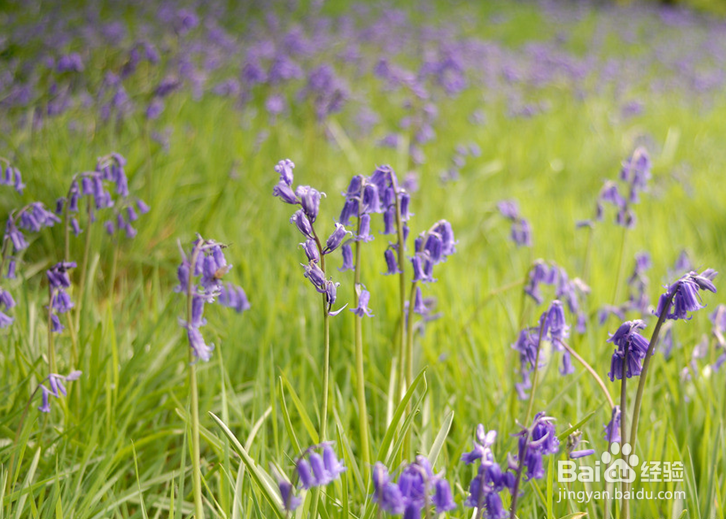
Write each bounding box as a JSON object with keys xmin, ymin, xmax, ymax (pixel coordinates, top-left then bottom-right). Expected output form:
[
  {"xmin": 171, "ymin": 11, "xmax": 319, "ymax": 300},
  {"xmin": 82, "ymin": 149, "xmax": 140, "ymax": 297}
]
[
  {"xmin": 511, "ymin": 219, "xmax": 532, "ymax": 247},
  {"xmin": 356, "ymin": 213, "xmax": 373, "ymax": 242},
  {"xmin": 290, "ymin": 209, "xmax": 313, "ymax": 238},
  {"xmin": 382, "ymin": 206, "xmax": 396, "ymax": 235},
  {"xmin": 296, "ymin": 458, "xmax": 316, "ymax": 489},
  {"xmin": 273, "ymin": 182, "xmax": 300, "ymax": 205},
  {"xmin": 432, "ymin": 479, "xmax": 456, "ymax": 512},
  {"xmin": 372, "ymin": 462, "xmax": 405, "ymax": 514},
  {"xmin": 384, "ymin": 248, "xmax": 402, "ymax": 275},
  {"xmin": 362, "ymin": 183, "xmax": 381, "ymax": 214},
  {"xmin": 350, "ymin": 285, "xmax": 373, "ymax": 317},
  {"xmin": 323, "ymin": 223, "xmax": 350, "ymax": 254},
  {"xmin": 0, "ymin": 288, "xmax": 15, "ymax": 328},
  {"xmin": 339, "ymin": 243, "xmax": 353, "ymax": 272},
  {"xmin": 217, "ymin": 283, "xmax": 251, "ymax": 313},
  {"xmin": 301, "ymin": 238, "xmax": 320, "ymax": 262},
  {"xmin": 603, "ymin": 406, "xmax": 622, "ymax": 443},
  {"xmin": 37, "ymin": 371, "xmax": 81, "ymax": 413},
  {"xmin": 5, "ymin": 218, "xmax": 28, "ymax": 252},
  {"xmin": 607, "ymin": 320, "xmax": 650, "ymax": 380},
  {"xmin": 462, "ymin": 424, "xmax": 497, "ymax": 465},
  {"xmin": 655, "ymin": 270, "xmax": 718, "ymax": 321},
  {"xmin": 497, "ymin": 199, "xmax": 520, "ymax": 220},
  {"xmin": 297, "ymin": 186, "xmax": 323, "ymax": 223}
]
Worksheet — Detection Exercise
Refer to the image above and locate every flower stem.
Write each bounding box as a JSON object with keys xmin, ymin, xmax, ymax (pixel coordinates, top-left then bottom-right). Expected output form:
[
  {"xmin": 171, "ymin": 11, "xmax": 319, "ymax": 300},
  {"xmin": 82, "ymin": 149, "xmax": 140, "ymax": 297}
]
[
  {"xmin": 403, "ymin": 281, "xmax": 418, "ymax": 460},
  {"xmin": 559, "ymin": 341, "xmax": 614, "ymax": 409},
  {"xmin": 321, "ymin": 298, "xmax": 330, "ymax": 442},
  {"xmin": 508, "ymin": 429, "xmax": 531, "ymax": 519},
  {"xmin": 353, "ymin": 213, "xmax": 371, "ymax": 478},
  {"xmin": 393, "ymin": 188, "xmax": 407, "ymax": 402},
  {"xmin": 611, "ymin": 227, "xmax": 628, "ymax": 305},
  {"xmin": 524, "ymin": 321, "xmax": 546, "ymax": 427},
  {"xmin": 619, "ymin": 346, "xmax": 629, "ymax": 519},
  {"xmin": 74, "ymin": 199, "xmax": 94, "ymax": 331},
  {"xmin": 187, "ymin": 245, "xmax": 205, "ymax": 519},
  {"xmin": 628, "ymin": 295, "xmax": 673, "ymax": 449}
]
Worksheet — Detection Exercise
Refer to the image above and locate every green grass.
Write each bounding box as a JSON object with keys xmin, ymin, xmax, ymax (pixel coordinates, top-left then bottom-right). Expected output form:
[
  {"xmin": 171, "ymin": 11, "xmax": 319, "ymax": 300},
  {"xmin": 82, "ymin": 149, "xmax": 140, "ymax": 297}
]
[{"xmin": 2, "ymin": 1, "xmax": 726, "ymax": 518}]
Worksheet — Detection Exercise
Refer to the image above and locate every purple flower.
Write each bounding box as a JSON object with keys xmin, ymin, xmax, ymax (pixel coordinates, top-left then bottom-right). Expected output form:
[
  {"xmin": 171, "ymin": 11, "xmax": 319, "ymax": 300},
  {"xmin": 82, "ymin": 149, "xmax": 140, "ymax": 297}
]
[
  {"xmin": 511, "ymin": 218, "xmax": 532, "ymax": 247},
  {"xmin": 296, "ymin": 458, "xmax": 316, "ymax": 489},
  {"xmin": 273, "ymin": 182, "xmax": 300, "ymax": 205},
  {"xmin": 275, "ymin": 159, "xmax": 295, "ymax": 186},
  {"xmin": 339, "ymin": 243, "xmax": 353, "ymax": 272},
  {"xmin": 297, "ymin": 186, "xmax": 323, "ymax": 222},
  {"xmin": 323, "ymin": 223, "xmax": 350, "ymax": 254},
  {"xmin": 37, "ymin": 371, "xmax": 82, "ymax": 413},
  {"xmin": 655, "ymin": 270, "xmax": 718, "ymax": 321},
  {"xmin": 303, "ymin": 262, "xmax": 327, "ymax": 291},
  {"xmin": 607, "ymin": 320, "xmax": 650, "ymax": 381},
  {"xmin": 384, "ymin": 248, "xmax": 402, "ymax": 275},
  {"xmin": 322, "ymin": 444, "xmax": 346, "ymax": 480},
  {"xmin": 356, "ymin": 213, "xmax": 373, "ymax": 242},
  {"xmin": 603, "ymin": 406, "xmax": 622, "ymax": 443},
  {"xmin": 0, "ymin": 288, "xmax": 15, "ymax": 328},
  {"xmin": 290, "ymin": 209, "xmax": 313, "ymax": 238},
  {"xmin": 461, "ymin": 424, "xmax": 497, "ymax": 465},
  {"xmin": 301, "ymin": 238, "xmax": 320, "ymax": 262},
  {"xmin": 497, "ymin": 199, "xmax": 520, "ymax": 220},
  {"xmin": 217, "ymin": 283, "xmax": 251, "ymax": 313},
  {"xmin": 350, "ymin": 285, "xmax": 373, "ymax": 317},
  {"xmin": 432, "ymin": 479, "xmax": 456, "ymax": 512},
  {"xmin": 372, "ymin": 462, "xmax": 405, "ymax": 514}
]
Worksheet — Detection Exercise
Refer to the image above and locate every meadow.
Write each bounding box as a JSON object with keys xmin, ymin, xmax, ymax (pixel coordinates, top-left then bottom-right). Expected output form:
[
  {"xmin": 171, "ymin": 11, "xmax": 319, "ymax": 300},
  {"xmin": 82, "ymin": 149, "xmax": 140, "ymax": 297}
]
[{"xmin": 1, "ymin": 1, "xmax": 726, "ymax": 518}]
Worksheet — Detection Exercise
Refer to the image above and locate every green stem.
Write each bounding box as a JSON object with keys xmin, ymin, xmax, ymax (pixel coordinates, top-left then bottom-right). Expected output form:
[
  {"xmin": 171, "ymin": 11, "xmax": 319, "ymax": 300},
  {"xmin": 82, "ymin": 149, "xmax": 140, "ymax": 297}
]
[
  {"xmin": 611, "ymin": 227, "xmax": 628, "ymax": 306},
  {"xmin": 524, "ymin": 321, "xmax": 546, "ymax": 427},
  {"xmin": 559, "ymin": 341, "xmax": 614, "ymax": 409},
  {"xmin": 74, "ymin": 199, "xmax": 94, "ymax": 331},
  {"xmin": 582, "ymin": 224, "xmax": 594, "ymax": 284},
  {"xmin": 321, "ymin": 299, "xmax": 330, "ymax": 442},
  {"xmin": 620, "ymin": 347, "xmax": 629, "ymax": 519},
  {"xmin": 353, "ymin": 215, "xmax": 371, "ymax": 477},
  {"xmin": 394, "ymin": 192, "xmax": 407, "ymax": 402},
  {"xmin": 404, "ymin": 281, "xmax": 418, "ymax": 460},
  {"xmin": 628, "ymin": 295, "xmax": 673, "ymax": 449},
  {"xmin": 187, "ymin": 245, "xmax": 205, "ymax": 519}
]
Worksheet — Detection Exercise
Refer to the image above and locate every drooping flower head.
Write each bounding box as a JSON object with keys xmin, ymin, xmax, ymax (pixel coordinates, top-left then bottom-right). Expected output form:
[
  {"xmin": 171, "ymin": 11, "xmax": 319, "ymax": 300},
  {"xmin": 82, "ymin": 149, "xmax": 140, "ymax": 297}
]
[
  {"xmin": 37, "ymin": 371, "xmax": 82, "ymax": 413},
  {"xmin": 176, "ymin": 236, "xmax": 249, "ymax": 362},
  {"xmin": 607, "ymin": 320, "xmax": 650, "ymax": 381},
  {"xmin": 655, "ymin": 269, "xmax": 717, "ymax": 321}
]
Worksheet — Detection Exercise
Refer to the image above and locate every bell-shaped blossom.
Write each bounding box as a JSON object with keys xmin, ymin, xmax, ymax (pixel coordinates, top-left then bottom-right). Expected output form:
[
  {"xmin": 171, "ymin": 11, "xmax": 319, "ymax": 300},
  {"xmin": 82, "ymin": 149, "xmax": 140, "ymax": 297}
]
[
  {"xmin": 655, "ymin": 269, "xmax": 718, "ymax": 321},
  {"xmin": 383, "ymin": 248, "xmax": 402, "ymax": 275},
  {"xmin": 607, "ymin": 320, "xmax": 650, "ymax": 381},
  {"xmin": 350, "ymin": 285, "xmax": 374, "ymax": 317},
  {"xmin": 603, "ymin": 406, "xmax": 622, "ymax": 443},
  {"xmin": 323, "ymin": 223, "xmax": 350, "ymax": 254}
]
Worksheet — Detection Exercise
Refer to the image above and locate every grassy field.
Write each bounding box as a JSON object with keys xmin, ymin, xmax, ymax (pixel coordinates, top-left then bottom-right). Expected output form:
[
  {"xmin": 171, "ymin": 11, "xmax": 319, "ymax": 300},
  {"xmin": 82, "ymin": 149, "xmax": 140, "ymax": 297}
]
[{"xmin": 1, "ymin": 1, "xmax": 726, "ymax": 518}]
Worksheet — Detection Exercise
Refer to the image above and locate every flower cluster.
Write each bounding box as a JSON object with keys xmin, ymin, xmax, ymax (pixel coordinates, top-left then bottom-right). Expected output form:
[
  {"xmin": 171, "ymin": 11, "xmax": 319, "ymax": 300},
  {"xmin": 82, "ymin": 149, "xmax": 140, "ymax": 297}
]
[
  {"xmin": 3, "ymin": 203, "xmax": 61, "ymax": 279},
  {"xmin": 176, "ymin": 237, "xmax": 249, "ymax": 362},
  {"xmin": 585, "ymin": 147, "xmax": 651, "ymax": 228},
  {"xmin": 512, "ymin": 412, "xmax": 560, "ymax": 481},
  {"xmin": 372, "ymin": 456, "xmax": 456, "ymax": 516},
  {"xmin": 0, "ymin": 158, "xmax": 25, "ymax": 194},
  {"xmin": 461, "ymin": 425, "xmax": 513, "ymax": 518},
  {"xmin": 273, "ymin": 159, "xmax": 348, "ymax": 315},
  {"xmin": 47, "ymin": 262, "xmax": 77, "ymax": 333},
  {"xmin": 524, "ymin": 261, "xmax": 589, "ymax": 330},
  {"xmin": 497, "ymin": 199, "xmax": 532, "ymax": 247},
  {"xmin": 607, "ymin": 320, "xmax": 650, "ymax": 380},
  {"xmin": 38, "ymin": 371, "xmax": 82, "ymax": 413},
  {"xmin": 513, "ymin": 300, "xmax": 572, "ymax": 399},
  {"xmin": 273, "ymin": 443, "xmax": 346, "ymax": 512},
  {"xmin": 655, "ymin": 269, "xmax": 717, "ymax": 321},
  {"xmin": 58, "ymin": 153, "xmax": 150, "ymax": 239}
]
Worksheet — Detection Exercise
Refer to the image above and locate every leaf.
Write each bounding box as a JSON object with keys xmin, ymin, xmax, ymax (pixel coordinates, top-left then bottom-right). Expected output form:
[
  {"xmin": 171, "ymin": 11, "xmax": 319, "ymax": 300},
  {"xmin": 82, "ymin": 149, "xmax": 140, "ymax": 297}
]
[
  {"xmin": 278, "ymin": 377, "xmax": 302, "ymax": 455},
  {"xmin": 209, "ymin": 412, "xmax": 285, "ymax": 519},
  {"xmin": 376, "ymin": 368, "xmax": 427, "ymax": 463},
  {"xmin": 279, "ymin": 371, "xmax": 320, "ymax": 445},
  {"xmin": 427, "ymin": 410, "xmax": 454, "ymax": 467},
  {"xmin": 557, "ymin": 409, "xmax": 598, "ymax": 441}
]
